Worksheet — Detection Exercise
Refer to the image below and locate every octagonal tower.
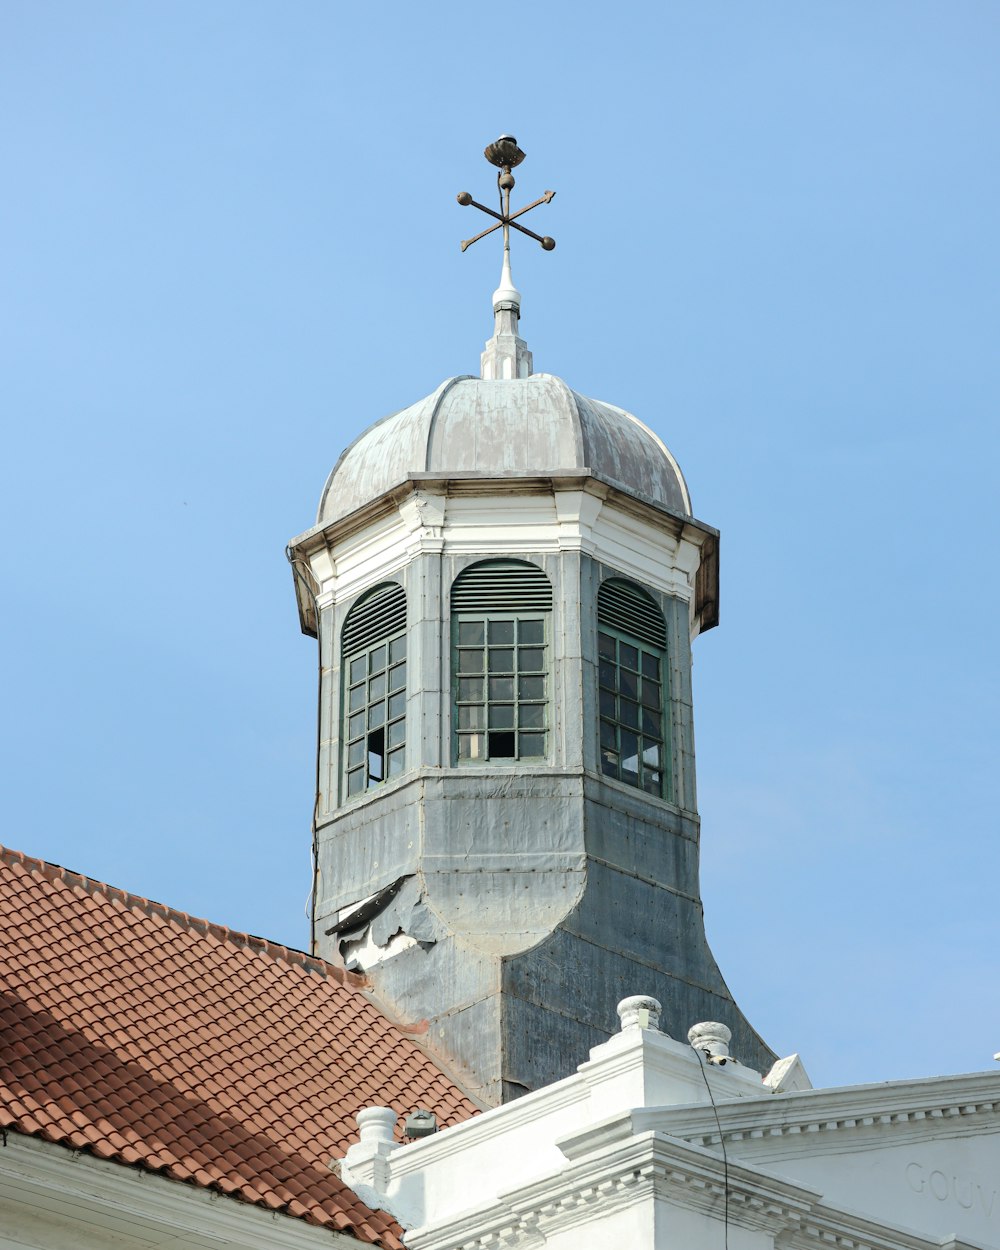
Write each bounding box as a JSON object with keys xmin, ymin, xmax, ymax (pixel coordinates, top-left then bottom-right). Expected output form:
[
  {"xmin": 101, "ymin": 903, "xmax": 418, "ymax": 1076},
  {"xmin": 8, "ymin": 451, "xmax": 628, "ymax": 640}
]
[{"xmin": 288, "ymin": 189, "xmax": 772, "ymax": 1105}]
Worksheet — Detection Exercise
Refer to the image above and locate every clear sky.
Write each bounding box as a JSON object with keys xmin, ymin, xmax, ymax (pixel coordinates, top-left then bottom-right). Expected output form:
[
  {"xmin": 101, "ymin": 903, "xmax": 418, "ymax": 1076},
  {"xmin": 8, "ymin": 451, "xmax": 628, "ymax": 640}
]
[{"xmin": 2, "ymin": 2, "xmax": 997, "ymax": 1091}]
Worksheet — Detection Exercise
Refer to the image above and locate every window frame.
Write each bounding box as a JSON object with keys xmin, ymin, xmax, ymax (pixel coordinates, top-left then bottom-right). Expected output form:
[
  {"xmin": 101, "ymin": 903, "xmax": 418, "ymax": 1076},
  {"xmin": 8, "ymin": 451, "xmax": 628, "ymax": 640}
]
[{"xmin": 341, "ymin": 585, "xmax": 407, "ymax": 801}]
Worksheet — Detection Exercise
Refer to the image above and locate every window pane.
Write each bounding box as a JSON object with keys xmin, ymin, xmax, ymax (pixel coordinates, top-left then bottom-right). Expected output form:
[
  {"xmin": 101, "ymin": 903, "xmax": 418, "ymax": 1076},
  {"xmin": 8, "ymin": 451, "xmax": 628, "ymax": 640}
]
[
  {"xmin": 388, "ymin": 661, "xmax": 406, "ymax": 692},
  {"xmin": 368, "ymin": 703, "xmax": 385, "ymax": 729},
  {"xmin": 349, "ymin": 656, "xmax": 366, "ymax": 684},
  {"xmin": 489, "ymin": 730, "xmax": 516, "ymax": 758},
  {"xmin": 348, "ymin": 711, "xmax": 365, "ymax": 739},
  {"xmin": 348, "ymin": 739, "xmax": 365, "ymax": 766},
  {"xmin": 489, "ymin": 704, "xmax": 515, "ymax": 729},
  {"xmin": 642, "ymin": 770, "xmax": 661, "ymax": 796},
  {"xmin": 520, "ymin": 704, "xmax": 544, "ymax": 729},
  {"xmin": 601, "ymin": 750, "xmax": 619, "ymax": 778},
  {"xmin": 488, "ymin": 620, "xmax": 514, "ymax": 645},
  {"xmin": 620, "ymin": 643, "xmax": 639, "ymax": 671},
  {"xmin": 459, "ymin": 677, "xmax": 483, "ymax": 701},
  {"xmin": 598, "ymin": 632, "xmax": 616, "ymax": 659},
  {"xmin": 458, "ymin": 704, "xmax": 484, "ymax": 730},
  {"xmin": 599, "ymin": 659, "xmax": 617, "ymax": 690},
  {"xmin": 489, "ymin": 676, "xmax": 514, "ymax": 701},
  {"xmin": 641, "ymin": 651, "xmax": 659, "ymax": 679},
  {"xmin": 459, "ymin": 620, "xmax": 485, "ymax": 646},
  {"xmin": 389, "ymin": 635, "xmax": 407, "ymax": 663},
  {"xmin": 519, "ymin": 732, "xmax": 545, "ymax": 757},
  {"xmin": 642, "ymin": 741, "xmax": 662, "ymax": 770},
  {"xmin": 387, "ymin": 748, "xmax": 405, "ymax": 777},
  {"xmin": 518, "ymin": 648, "xmax": 544, "ymax": 672},
  {"xmin": 458, "ymin": 732, "xmax": 484, "ymax": 759},
  {"xmin": 519, "ymin": 619, "xmax": 544, "ymax": 644},
  {"xmin": 519, "ymin": 675, "xmax": 544, "ymax": 700},
  {"xmin": 621, "ymin": 698, "xmax": 639, "ymax": 729},
  {"xmin": 369, "ymin": 672, "xmax": 386, "ymax": 702},
  {"xmin": 620, "ymin": 669, "xmax": 638, "ymax": 699},
  {"xmin": 388, "ymin": 691, "xmax": 405, "ymax": 719},
  {"xmin": 600, "ymin": 719, "xmax": 617, "ymax": 750},
  {"xmin": 387, "ymin": 718, "xmax": 405, "ymax": 748},
  {"xmin": 641, "ymin": 682, "xmax": 661, "ymax": 711},
  {"xmin": 642, "ymin": 707, "xmax": 661, "ymax": 736},
  {"xmin": 349, "ymin": 684, "xmax": 366, "ymax": 712},
  {"xmin": 370, "ymin": 644, "xmax": 387, "ymax": 673},
  {"xmin": 599, "ymin": 689, "xmax": 616, "ymax": 719},
  {"xmin": 621, "ymin": 731, "xmax": 640, "ymax": 782},
  {"xmin": 489, "ymin": 648, "xmax": 514, "ymax": 672},
  {"xmin": 347, "ymin": 767, "xmax": 365, "ymax": 796},
  {"xmin": 458, "ymin": 649, "xmax": 484, "ymax": 673}
]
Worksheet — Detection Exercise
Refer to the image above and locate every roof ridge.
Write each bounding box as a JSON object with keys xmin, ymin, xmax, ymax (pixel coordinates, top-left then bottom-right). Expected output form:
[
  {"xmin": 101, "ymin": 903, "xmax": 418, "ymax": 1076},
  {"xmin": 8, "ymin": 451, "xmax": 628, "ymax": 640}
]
[{"xmin": 0, "ymin": 843, "xmax": 367, "ymax": 990}]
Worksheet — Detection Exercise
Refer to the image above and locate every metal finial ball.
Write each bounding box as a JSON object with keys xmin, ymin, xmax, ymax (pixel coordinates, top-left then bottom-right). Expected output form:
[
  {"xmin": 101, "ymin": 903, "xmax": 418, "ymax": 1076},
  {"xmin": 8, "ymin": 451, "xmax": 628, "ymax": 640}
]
[
  {"xmin": 541, "ymin": 237, "xmax": 555, "ymax": 251},
  {"xmin": 498, "ymin": 172, "xmax": 515, "ymax": 191},
  {"xmin": 456, "ymin": 192, "xmax": 472, "ymax": 206},
  {"xmin": 484, "ymin": 135, "xmax": 525, "ymax": 169}
]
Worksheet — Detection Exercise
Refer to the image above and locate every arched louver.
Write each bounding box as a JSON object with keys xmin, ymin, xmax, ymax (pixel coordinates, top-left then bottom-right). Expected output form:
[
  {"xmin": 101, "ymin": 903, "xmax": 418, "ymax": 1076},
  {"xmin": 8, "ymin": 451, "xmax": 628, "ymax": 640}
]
[
  {"xmin": 597, "ymin": 579, "xmax": 666, "ymax": 649},
  {"xmin": 452, "ymin": 561, "xmax": 551, "ymax": 763},
  {"xmin": 342, "ymin": 583, "xmax": 407, "ymax": 799},
  {"xmin": 597, "ymin": 579, "xmax": 668, "ymax": 798}
]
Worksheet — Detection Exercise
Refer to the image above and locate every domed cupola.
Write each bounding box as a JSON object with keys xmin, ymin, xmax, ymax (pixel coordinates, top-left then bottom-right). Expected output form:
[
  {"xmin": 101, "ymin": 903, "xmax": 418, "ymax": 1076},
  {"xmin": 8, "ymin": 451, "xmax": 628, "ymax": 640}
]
[{"xmin": 287, "ymin": 138, "xmax": 768, "ymax": 1106}]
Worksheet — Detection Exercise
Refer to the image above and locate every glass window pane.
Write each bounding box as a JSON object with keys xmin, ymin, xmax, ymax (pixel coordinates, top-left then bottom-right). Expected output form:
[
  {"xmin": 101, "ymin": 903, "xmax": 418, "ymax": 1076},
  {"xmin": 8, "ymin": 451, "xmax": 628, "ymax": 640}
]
[
  {"xmin": 620, "ymin": 698, "xmax": 639, "ymax": 729},
  {"xmin": 642, "ymin": 741, "xmax": 662, "ymax": 770},
  {"xmin": 387, "ymin": 718, "xmax": 405, "ymax": 748},
  {"xmin": 520, "ymin": 703, "xmax": 544, "ymax": 729},
  {"xmin": 349, "ymin": 656, "xmax": 366, "ymax": 684},
  {"xmin": 389, "ymin": 635, "xmax": 407, "ymax": 663},
  {"xmin": 620, "ymin": 669, "xmax": 638, "ymax": 699},
  {"xmin": 368, "ymin": 750, "xmax": 384, "ymax": 783},
  {"xmin": 519, "ymin": 675, "xmax": 544, "ymax": 700},
  {"xmin": 641, "ymin": 682, "xmax": 661, "ymax": 711},
  {"xmin": 600, "ymin": 719, "xmax": 617, "ymax": 750},
  {"xmin": 489, "ymin": 648, "xmax": 514, "ymax": 672},
  {"xmin": 489, "ymin": 676, "xmax": 514, "ymax": 701},
  {"xmin": 620, "ymin": 643, "xmax": 639, "ymax": 671},
  {"xmin": 458, "ymin": 620, "xmax": 485, "ymax": 646},
  {"xmin": 641, "ymin": 651, "xmax": 659, "ymax": 679},
  {"xmin": 369, "ymin": 672, "xmax": 386, "ymax": 702},
  {"xmin": 519, "ymin": 732, "xmax": 545, "ymax": 757},
  {"xmin": 598, "ymin": 632, "xmax": 616, "ymax": 659},
  {"xmin": 458, "ymin": 733, "xmax": 484, "ymax": 760},
  {"xmin": 621, "ymin": 731, "xmax": 640, "ymax": 781},
  {"xmin": 368, "ymin": 703, "xmax": 385, "ymax": 729},
  {"xmin": 599, "ymin": 689, "xmax": 616, "ymax": 719},
  {"xmin": 488, "ymin": 620, "xmax": 514, "ymax": 645},
  {"xmin": 518, "ymin": 648, "xmax": 544, "ymax": 672},
  {"xmin": 348, "ymin": 739, "xmax": 365, "ymax": 766},
  {"xmin": 349, "ymin": 684, "xmax": 366, "ymax": 712},
  {"xmin": 387, "ymin": 748, "xmax": 405, "ymax": 777},
  {"xmin": 388, "ymin": 690, "xmax": 405, "ymax": 719},
  {"xmin": 601, "ymin": 750, "xmax": 619, "ymax": 778},
  {"xmin": 348, "ymin": 711, "xmax": 365, "ymax": 739},
  {"xmin": 599, "ymin": 659, "xmax": 617, "ymax": 690},
  {"xmin": 369, "ymin": 644, "xmax": 387, "ymax": 673},
  {"xmin": 458, "ymin": 704, "xmax": 484, "ymax": 730},
  {"xmin": 458, "ymin": 649, "xmax": 484, "ymax": 673},
  {"xmin": 642, "ymin": 707, "xmax": 661, "ymax": 736},
  {"xmin": 347, "ymin": 767, "xmax": 365, "ymax": 796},
  {"xmin": 489, "ymin": 704, "xmax": 515, "ymax": 729},
  {"xmin": 642, "ymin": 770, "xmax": 661, "ymax": 796},
  {"xmin": 489, "ymin": 730, "xmax": 516, "ymax": 758},
  {"xmin": 459, "ymin": 677, "xmax": 483, "ymax": 701},
  {"xmin": 519, "ymin": 619, "xmax": 544, "ymax": 644},
  {"xmin": 388, "ymin": 661, "xmax": 406, "ymax": 692}
]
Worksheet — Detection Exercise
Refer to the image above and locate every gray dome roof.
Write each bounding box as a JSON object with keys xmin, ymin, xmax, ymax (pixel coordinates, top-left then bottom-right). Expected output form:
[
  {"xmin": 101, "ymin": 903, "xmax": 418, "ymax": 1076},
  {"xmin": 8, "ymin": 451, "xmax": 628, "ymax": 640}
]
[{"xmin": 318, "ymin": 373, "xmax": 691, "ymax": 526}]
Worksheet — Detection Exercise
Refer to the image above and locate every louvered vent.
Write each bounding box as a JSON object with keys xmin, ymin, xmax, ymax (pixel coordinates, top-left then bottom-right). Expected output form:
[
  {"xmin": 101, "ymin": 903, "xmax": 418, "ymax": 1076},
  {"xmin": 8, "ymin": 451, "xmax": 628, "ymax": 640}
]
[
  {"xmin": 598, "ymin": 580, "xmax": 666, "ymax": 649},
  {"xmin": 451, "ymin": 561, "xmax": 553, "ymax": 613},
  {"xmin": 342, "ymin": 583, "xmax": 406, "ymax": 656}
]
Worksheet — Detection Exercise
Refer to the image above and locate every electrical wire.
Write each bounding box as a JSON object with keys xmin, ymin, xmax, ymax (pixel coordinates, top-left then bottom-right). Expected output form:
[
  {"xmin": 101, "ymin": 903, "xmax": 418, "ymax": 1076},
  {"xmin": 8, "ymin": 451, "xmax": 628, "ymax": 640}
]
[{"xmin": 695, "ymin": 1049, "xmax": 731, "ymax": 1250}]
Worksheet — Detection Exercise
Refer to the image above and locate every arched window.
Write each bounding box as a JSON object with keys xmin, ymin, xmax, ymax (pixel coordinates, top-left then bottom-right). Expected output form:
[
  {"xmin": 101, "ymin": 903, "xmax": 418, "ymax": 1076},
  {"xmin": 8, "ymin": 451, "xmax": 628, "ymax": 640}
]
[
  {"xmin": 597, "ymin": 579, "xmax": 668, "ymax": 797},
  {"xmin": 342, "ymin": 582, "xmax": 407, "ymax": 797},
  {"xmin": 451, "ymin": 560, "xmax": 552, "ymax": 763}
]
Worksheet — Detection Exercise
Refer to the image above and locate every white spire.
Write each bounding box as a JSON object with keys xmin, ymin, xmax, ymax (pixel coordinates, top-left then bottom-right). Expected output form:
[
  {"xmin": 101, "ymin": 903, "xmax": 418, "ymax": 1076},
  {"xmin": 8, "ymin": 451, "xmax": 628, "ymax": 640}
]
[{"xmin": 481, "ymin": 246, "xmax": 532, "ymax": 380}]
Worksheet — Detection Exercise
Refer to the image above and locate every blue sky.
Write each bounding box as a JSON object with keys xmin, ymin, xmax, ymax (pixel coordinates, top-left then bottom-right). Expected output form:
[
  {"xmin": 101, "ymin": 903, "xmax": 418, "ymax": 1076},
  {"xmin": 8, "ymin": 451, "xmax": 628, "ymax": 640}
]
[{"xmin": 2, "ymin": 2, "xmax": 997, "ymax": 1089}]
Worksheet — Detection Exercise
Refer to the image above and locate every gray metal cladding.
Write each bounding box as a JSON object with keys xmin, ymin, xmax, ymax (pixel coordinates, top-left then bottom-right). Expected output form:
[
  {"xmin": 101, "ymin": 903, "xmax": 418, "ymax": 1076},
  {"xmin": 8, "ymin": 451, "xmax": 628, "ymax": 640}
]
[
  {"xmin": 597, "ymin": 578, "xmax": 667, "ymax": 649},
  {"xmin": 451, "ymin": 560, "xmax": 552, "ymax": 613},
  {"xmin": 342, "ymin": 582, "xmax": 406, "ymax": 656}
]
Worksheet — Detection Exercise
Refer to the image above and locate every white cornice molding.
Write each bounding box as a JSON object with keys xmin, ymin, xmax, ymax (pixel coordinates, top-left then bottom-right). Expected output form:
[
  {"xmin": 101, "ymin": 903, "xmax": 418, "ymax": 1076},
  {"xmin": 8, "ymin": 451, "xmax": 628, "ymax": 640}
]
[{"xmin": 0, "ymin": 1129, "xmax": 361, "ymax": 1250}]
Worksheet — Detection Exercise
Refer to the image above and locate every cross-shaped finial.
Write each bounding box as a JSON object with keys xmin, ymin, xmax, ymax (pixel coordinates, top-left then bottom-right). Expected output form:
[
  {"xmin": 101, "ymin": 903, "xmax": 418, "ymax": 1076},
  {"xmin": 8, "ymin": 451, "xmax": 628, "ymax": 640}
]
[{"xmin": 456, "ymin": 136, "xmax": 556, "ymax": 258}]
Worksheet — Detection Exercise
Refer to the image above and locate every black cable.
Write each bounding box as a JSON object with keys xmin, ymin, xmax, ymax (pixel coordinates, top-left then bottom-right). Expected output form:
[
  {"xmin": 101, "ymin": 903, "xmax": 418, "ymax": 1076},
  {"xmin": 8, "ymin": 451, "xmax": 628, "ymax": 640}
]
[{"xmin": 695, "ymin": 1049, "xmax": 730, "ymax": 1250}]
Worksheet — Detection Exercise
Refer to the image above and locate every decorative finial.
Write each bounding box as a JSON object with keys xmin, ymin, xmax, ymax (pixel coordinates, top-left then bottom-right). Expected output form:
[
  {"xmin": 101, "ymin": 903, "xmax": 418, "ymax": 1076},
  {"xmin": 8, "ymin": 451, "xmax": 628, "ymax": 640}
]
[{"xmin": 456, "ymin": 136, "xmax": 556, "ymax": 380}]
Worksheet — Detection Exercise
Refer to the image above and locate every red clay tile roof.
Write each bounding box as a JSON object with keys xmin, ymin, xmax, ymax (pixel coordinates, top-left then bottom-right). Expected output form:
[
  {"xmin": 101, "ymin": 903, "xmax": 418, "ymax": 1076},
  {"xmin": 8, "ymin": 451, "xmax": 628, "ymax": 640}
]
[{"xmin": 0, "ymin": 845, "xmax": 479, "ymax": 1246}]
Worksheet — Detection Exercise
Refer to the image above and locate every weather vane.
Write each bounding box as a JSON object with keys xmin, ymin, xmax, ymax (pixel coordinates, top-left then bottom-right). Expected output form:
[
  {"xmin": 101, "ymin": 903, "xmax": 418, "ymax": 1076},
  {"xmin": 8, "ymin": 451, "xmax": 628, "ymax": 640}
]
[{"xmin": 456, "ymin": 136, "xmax": 556, "ymax": 259}]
